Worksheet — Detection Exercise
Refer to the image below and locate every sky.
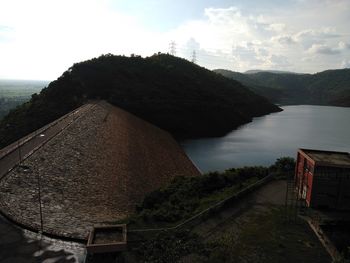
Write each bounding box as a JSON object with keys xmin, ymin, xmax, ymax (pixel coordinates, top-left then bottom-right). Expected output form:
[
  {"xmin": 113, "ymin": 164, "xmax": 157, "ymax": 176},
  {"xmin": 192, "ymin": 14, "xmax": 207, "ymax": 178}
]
[{"xmin": 0, "ymin": 0, "xmax": 349, "ymax": 80}]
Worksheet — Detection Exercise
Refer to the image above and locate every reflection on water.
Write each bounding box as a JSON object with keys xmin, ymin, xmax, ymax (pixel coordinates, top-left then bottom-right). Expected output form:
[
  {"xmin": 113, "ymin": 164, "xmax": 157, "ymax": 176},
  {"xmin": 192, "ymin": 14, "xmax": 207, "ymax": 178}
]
[{"xmin": 182, "ymin": 105, "xmax": 350, "ymax": 173}]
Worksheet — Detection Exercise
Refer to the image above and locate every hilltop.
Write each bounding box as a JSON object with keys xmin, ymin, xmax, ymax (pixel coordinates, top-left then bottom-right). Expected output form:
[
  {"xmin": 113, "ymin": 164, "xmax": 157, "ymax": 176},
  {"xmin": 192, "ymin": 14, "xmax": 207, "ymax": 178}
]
[
  {"xmin": 0, "ymin": 54, "xmax": 281, "ymax": 148},
  {"xmin": 215, "ymin": 68, "xmax": 350, "ymax": 106}
]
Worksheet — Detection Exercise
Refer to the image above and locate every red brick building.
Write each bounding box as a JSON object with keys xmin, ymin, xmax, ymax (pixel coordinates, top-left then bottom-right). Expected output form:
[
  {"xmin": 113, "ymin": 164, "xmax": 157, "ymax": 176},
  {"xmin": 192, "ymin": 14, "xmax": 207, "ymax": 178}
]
[{"xmin": 295, "ymin": 149, "xmax": 350, "ymax": 210}]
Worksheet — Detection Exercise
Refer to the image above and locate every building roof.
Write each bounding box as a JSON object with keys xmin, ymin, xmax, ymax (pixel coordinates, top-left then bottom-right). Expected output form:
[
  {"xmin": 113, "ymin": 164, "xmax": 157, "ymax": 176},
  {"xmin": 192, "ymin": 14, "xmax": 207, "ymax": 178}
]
[
  {"xmin": 0, "ymin": 101, "xmax": 200, "ymax": 239},
  {"xmin": 299, "ymin": 148, "xmax": 350, "ymax": 168}
]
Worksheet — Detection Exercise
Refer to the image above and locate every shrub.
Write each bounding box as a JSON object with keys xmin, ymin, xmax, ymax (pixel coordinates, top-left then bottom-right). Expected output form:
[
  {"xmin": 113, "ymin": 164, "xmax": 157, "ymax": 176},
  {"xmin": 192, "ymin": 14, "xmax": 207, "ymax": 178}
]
[
  {"xmin": 136, "ymin": 165, "xmax": 269, "ymax": 223},
  {"xmin": 269, "ymin": 157, "xmax": 295, "ymax": 177}
]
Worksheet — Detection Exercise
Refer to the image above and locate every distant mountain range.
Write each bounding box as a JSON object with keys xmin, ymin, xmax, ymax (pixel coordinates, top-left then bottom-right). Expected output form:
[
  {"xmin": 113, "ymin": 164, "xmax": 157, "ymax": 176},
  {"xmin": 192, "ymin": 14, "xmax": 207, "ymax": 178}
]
[
  {"xmin": 215, "ymin": 68, "xmax": 350, "ymax": 106},
  {"xmin": 0, "ymin": 79, "xmax": 48, "ymax": 120},
  {"xmin": 0, "ymin": 54, "xmax": 281, "ymax": 148},
  {"xmin": 244, "ymin": 69, "xmax": 300, "ymax": 75}
]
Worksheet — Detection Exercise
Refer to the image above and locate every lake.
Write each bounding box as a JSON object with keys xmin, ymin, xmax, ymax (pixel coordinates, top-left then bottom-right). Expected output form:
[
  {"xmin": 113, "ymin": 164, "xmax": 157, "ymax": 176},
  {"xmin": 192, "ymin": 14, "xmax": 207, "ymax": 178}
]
[{"xmin": 181, "ymin": 105, "xmax": 350, "ymax": 173}]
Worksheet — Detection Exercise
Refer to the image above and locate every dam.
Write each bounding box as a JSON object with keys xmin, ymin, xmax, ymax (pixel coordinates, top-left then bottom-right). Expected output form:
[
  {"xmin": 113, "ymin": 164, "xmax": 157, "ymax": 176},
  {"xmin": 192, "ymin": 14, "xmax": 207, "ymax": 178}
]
[{"xmin": 0, "ymin": 101, "xmax": 200, "ymax": 239}]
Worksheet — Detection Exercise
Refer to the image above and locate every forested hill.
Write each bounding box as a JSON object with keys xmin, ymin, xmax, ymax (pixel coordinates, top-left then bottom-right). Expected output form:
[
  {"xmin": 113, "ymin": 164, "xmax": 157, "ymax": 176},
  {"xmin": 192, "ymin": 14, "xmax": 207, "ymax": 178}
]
[
  {"xmin": 0, "ymin": 54, "xmax": 281, "ymax": 148},
  {"xmin": 215, "ymin": 68, "xmax": 350, "ymax": 106}
]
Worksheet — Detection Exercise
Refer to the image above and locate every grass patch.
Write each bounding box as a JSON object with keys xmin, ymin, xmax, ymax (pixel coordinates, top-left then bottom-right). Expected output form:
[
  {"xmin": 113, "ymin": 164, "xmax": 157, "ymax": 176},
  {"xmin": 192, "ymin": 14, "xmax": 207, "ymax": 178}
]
[
  {"xmin": 130, "ymin": 230, "xmax": 210, "ymax": 263},
  {"xmin": 126, "ymin": 207, "xmax": 331, "ymax": 263},
  {"xmin": 208, "ymin": 206, "xmax": 331, "ymax": 263}
]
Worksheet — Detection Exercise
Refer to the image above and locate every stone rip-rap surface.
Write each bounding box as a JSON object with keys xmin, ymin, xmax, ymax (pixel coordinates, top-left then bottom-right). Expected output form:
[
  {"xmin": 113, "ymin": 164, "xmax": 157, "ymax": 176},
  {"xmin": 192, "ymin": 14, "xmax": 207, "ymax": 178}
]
[{"xmin": 0, "ymin": 101, "xmax": 200, "ymax": 239}]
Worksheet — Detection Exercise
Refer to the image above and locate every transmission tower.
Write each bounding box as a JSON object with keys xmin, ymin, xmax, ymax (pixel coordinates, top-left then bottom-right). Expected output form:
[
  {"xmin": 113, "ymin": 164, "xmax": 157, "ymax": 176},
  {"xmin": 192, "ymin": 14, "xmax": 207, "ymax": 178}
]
[
  {"xmin": 169, "ymin": 41, "xmax": 176, "ymax": 56},
  {"xmin": 191, "ymin": 50, "xmax": 197, "ymax": 63}
]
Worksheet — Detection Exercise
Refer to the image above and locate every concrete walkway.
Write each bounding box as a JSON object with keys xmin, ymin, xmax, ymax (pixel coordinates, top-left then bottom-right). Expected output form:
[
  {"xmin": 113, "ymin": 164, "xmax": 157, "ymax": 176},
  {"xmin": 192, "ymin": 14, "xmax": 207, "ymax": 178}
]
[
  {"xmin": 0, "ymin": 215, "xmax": 86, "ymax": 263},
  {"xmin": 192, "ymin": 179, "xmax": 287, "ymax": 239}
]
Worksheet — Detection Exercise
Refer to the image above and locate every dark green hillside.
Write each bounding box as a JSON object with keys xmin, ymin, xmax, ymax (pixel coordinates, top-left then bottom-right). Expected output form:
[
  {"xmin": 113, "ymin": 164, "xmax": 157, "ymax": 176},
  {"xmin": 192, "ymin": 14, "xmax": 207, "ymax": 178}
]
[
  {"xmin": 214, "ymin": 69, "xmax": 285, "ymax": 103},
  {"xmin": 306, "ymin": 69, "xmax": 350, "ymax": 106},
  {"xmin": 215, "ymin": 68, "xmax": 350, "ymax": 106},
  {"xmin": 0, "ymin": 54, "xmax": 281, "ymax": 148}
]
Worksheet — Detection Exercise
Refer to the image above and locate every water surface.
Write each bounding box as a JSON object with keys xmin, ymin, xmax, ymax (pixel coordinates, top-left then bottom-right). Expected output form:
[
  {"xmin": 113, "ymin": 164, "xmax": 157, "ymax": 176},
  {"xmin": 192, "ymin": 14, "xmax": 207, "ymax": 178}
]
[{"xmin": 182, "ymin": 105, "xmax": 350, "ymax": 172}]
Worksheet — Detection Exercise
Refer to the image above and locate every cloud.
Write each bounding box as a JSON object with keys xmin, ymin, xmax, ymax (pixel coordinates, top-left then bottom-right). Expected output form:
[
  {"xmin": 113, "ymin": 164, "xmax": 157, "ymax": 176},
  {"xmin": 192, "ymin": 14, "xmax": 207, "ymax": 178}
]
[
  {"xmin": 307, "ymin": 41, "xmax": 350, "ymax": 55},
  {"xmin": 338, "ymin": 41, "xmax": 350, "ymax": 50},
  {"xmin": 184, "ymin": 38, "xmax": 201, "ymax": 51},
  {"xmin": 233, "ymin": 44, "xmax": 264, "ymax": 66},
  {"xmin": 257, "ymin": 48, "xmax": 269, "ymax": 57},
  {"xmin": 180, "ymin": 37, "xmax": 201, "ymax": 59},
  {"xmin": 1, "ymin": 0, "xmax": 350, "ymax": 78},
  {"xmin": 271, "ymin": 35, "xmax": 297, "ymax": 45},
  {"xmin": 296, "ymin": 28, "xmax": 341, "ymax": 39},
  {"xmin": 308, "ymin": 44, "xmax": 340, "ymax": 55},
  {"xmin": 266, "ymin": 23, "xmax": 286, "ymax": 32},
  {"xmin": 0, "ymin": 25, "xmax": 12, "ymax": 31},
  {"xmin": 294, "ymin": 28, "xmax": 342, "ymax": 49},
  {"xmin": 164, "ymin": 1, "xmax": 350, "ymax": 73},
  {"xmin": 204, "ymin": 7, "xmax": 241, "ymax": 24},
  {"xmin": 170, "ymin": 7, "xmax": 291, "ymax": 71},
  {"xmin": 169, "ymin": 4, "xmax": 350, "ymax": 73},
  {"xmin": 341, "ymin": 59, "xmax": 350, "ymax": 68},
  {"xmin": 0, "ymin": 25, "xmax": 13, "ymax": 42},
  {"xmin": 0, "ymin": 0, "xmax": 167, "ymax": 79},
  {"xmin": 268, "ymin": 55, "xmax": 291, "ymax": 68}
]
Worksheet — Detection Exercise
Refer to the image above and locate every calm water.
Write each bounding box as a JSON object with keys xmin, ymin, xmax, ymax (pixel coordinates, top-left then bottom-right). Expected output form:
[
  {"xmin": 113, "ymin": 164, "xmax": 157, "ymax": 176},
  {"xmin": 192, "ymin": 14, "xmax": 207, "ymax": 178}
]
[{"xmin": 182, "ymin": 105, "xmax": 350, "ymax": 173}]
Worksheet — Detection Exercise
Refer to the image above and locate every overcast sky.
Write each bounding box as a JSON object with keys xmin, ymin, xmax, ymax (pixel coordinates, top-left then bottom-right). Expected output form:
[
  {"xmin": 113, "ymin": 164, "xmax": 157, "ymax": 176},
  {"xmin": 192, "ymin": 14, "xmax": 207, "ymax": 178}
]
[{"xmin": 0, "ymin": 0, "xmax": 349, "ymax": 80}]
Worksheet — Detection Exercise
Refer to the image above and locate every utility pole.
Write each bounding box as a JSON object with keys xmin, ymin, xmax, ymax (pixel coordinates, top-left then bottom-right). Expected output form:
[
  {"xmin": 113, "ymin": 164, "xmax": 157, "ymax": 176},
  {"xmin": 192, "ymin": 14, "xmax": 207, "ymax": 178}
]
[
  {"xmin": 169, "ymin": 41, "xmax": 176, "ymax": 56},
  {"xmin": 191, "ymin": 50, "xmax": 197, "ymax": 63}
]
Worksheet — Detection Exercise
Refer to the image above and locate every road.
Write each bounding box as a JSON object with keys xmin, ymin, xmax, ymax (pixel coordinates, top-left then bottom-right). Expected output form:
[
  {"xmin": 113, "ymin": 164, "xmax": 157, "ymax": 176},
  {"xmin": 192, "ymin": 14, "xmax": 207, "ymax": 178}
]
[{"xmin": 0, "ymin": 103, "xmax": 94, "ymax": 179}]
